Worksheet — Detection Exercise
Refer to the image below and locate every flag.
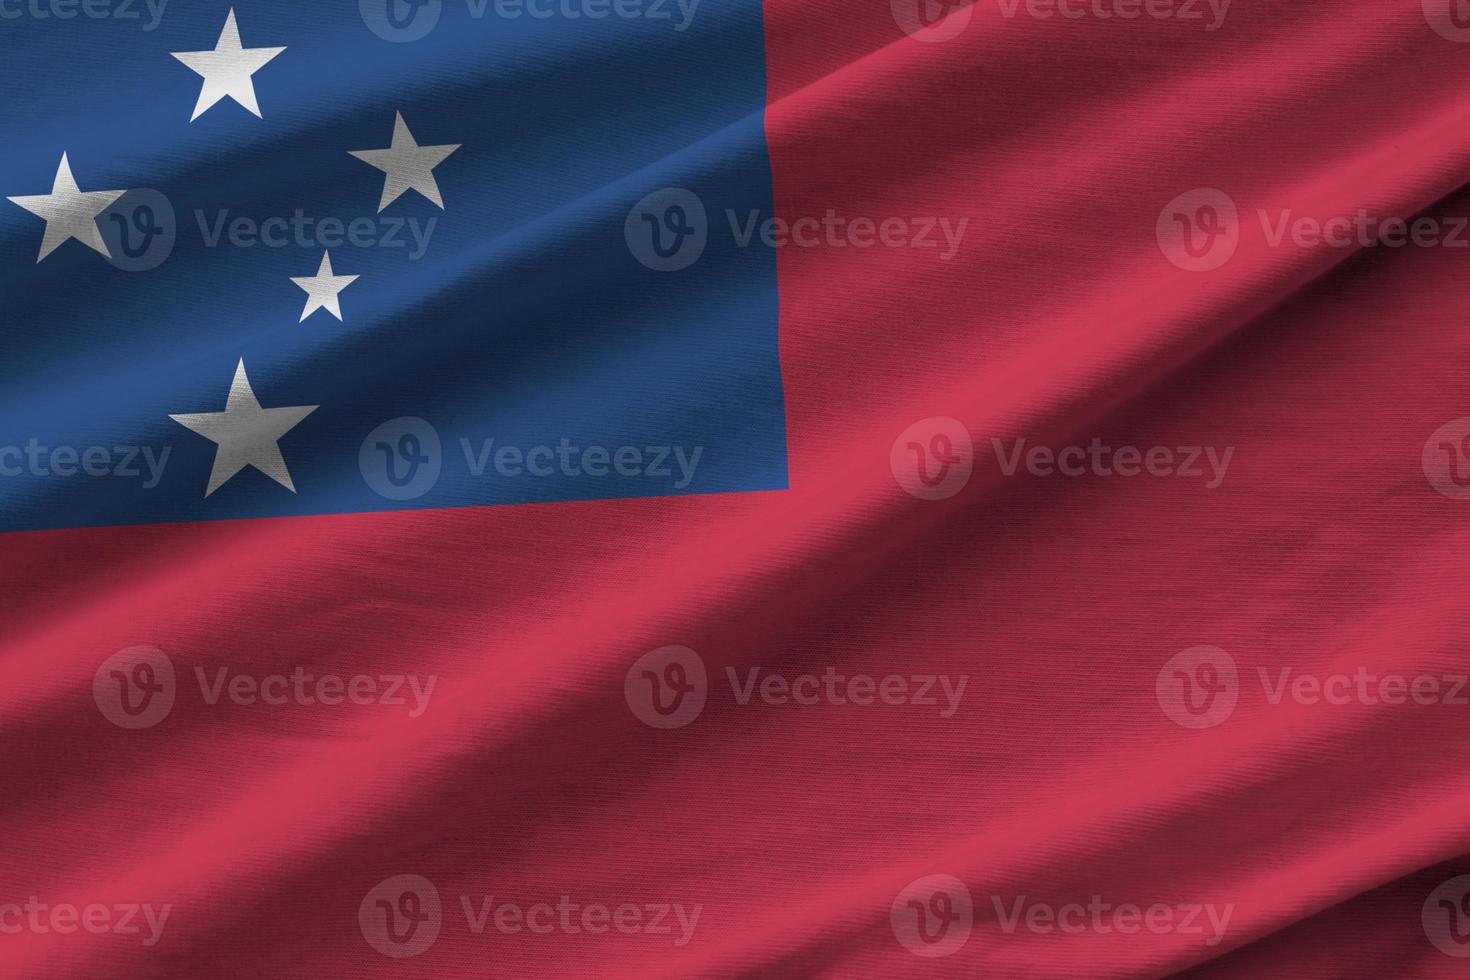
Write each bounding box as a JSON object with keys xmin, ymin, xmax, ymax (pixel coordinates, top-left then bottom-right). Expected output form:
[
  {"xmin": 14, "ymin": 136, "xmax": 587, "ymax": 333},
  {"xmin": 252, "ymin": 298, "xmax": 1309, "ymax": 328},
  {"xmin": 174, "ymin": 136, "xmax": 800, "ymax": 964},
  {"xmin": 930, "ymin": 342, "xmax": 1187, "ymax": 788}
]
[{"xmin": 4, "ymin": 0, "xmax": 1470, "ymax": 976}]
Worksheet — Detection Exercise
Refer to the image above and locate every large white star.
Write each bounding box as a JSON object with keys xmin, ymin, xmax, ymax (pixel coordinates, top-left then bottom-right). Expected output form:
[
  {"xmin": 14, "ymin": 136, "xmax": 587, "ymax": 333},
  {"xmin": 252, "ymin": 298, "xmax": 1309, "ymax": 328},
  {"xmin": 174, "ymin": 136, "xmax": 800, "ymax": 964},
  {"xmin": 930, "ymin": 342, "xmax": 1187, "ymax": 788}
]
[
  {"xmin": 170, "ymin": 360, "xmax": 318, "ymax": 497},
  {"xmin": 170, "ymin": 8, "xmax": 286, "ymax": 122},
  {"xmin": 291, "ymin": 251, "xmax": 360, "ymax": 322},
  {"xmin": 7, "ymin": 153, "xmax": 126, "ymax": 263},
  {"xmin": 349, "ymin": 112, "xmax": 461, "ymax": 212}
]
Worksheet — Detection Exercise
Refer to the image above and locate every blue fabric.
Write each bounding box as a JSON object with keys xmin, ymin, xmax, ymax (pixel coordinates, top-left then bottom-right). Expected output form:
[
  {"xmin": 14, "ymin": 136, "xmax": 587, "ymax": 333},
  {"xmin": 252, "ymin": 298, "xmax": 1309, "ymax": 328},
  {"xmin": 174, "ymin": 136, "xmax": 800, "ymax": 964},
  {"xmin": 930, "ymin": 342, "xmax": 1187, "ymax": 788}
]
[{"xmin": 0, "ymin": 0, "xmax": 785, "ymax": 530}]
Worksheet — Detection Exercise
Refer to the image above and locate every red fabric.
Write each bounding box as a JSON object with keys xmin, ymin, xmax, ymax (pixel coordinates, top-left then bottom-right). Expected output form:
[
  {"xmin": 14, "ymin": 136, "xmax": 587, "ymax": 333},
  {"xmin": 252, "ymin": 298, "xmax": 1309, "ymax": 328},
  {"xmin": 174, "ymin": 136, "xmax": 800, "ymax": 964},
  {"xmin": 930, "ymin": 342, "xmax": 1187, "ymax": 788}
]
[{"xmin": 8, "ymin": 1, "xmax": 1470, "ymax": 976}]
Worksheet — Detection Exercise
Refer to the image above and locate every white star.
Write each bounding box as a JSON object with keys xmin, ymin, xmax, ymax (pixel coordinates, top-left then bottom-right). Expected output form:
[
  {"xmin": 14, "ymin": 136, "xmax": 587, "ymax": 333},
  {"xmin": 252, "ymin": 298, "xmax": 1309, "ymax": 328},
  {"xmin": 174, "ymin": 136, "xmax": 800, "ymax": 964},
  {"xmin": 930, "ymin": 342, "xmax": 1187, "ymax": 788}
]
[
  {"xmin": 291, "ymin": 251, "xmax": 360, "ymax": 322},
  {"xmin": 7, "ymin": 153, "xmax": 126, "ymax": 263},
  {"xmin": 170, "ymin": 8, "xmax": 286, "ymax": 122},
  {"xmin": 170, "ymin": 359, "xmax": 318, "ymax": 497},
  {"xmin": 349, "ymin": 112, "xmax": 461, "ymax": 212}
]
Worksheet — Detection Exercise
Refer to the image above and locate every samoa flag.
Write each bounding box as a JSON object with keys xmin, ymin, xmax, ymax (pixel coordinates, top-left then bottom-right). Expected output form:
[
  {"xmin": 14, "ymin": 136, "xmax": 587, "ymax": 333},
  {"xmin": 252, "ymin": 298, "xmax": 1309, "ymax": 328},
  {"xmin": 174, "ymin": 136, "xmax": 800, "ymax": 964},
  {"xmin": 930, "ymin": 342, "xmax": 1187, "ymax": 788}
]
[{"xmin": 6, "ymin": 0, "xmax": 1470, "ymax": 976}]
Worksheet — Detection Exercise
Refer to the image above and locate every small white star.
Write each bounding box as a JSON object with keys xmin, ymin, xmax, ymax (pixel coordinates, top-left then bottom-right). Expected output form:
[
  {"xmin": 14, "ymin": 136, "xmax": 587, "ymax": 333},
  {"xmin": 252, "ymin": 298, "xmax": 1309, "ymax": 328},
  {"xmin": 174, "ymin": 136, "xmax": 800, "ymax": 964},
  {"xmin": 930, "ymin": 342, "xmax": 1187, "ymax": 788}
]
[
  {"xmin": 170, "ymin": 8, "xmax": 286, "ymax": 122},
  {"xmin": 350, "ymin": 112, "xmax": 461, "ymax": 212},
  {"xmin": 291, "ymin": 251, "xmax": 360, "ymax": 322},
  {"xmin": 7, "ymin": 153, "xmax": 126, "ymax": 263},
  {"xmin": 170, "ymin": 359, "xmax": 318, "ymax": 497}
]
